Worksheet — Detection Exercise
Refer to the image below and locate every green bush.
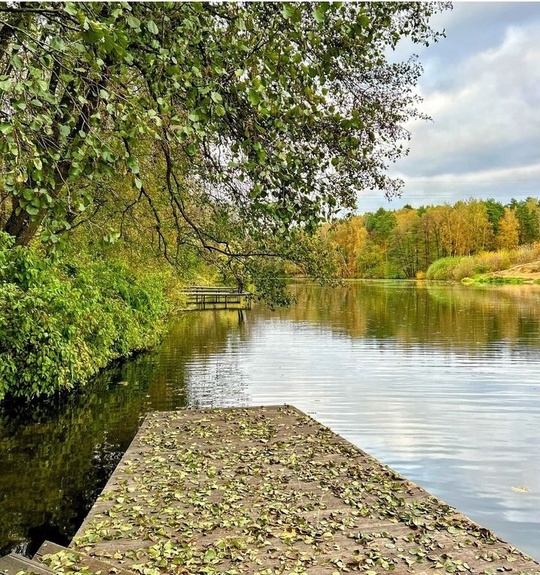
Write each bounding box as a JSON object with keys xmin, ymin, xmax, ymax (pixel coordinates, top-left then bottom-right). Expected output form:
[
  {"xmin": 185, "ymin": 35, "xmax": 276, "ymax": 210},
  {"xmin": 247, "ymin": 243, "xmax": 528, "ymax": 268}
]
[
  {"xmin": 426, "ymin": 256, "xmax": 464, "ymax": 280},
  {"xmin": 0, "ymin": 282, "xmax": 79, "ymax": 399},
  {"xmin": 0, "ymin": 233, "xmax": 171, "ymax": 401}
]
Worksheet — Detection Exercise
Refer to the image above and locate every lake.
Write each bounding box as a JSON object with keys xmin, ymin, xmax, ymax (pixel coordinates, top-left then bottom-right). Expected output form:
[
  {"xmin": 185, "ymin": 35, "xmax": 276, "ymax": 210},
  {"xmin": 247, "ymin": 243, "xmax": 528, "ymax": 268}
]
[{"xmin": 1, "ymin": 280, "xmax": 540, "ymax": 560}]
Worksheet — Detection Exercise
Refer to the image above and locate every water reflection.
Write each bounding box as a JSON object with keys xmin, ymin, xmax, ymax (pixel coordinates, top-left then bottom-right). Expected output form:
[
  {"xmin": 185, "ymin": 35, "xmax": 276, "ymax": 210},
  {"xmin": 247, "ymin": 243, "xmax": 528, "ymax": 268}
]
[
  {"xmin": 1, "ymin": 281, "xmax": 540, "ymax": 561},
  {"xmin": 276, "ymin": 281, "xmax": 540, "ymax": 350},
  {"xmin": 0, "ymin": 366, "xmax": 154, "ymax": 555}
]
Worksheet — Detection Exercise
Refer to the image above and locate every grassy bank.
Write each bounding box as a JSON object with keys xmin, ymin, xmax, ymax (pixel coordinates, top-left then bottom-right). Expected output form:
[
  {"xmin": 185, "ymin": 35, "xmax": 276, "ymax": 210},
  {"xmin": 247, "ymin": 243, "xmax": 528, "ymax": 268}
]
[
  {"xmin": 0, "ymin": 233, "xmax": 181, "ymax": 402},
  {"xmin": 426, "ymin": 244, "xmax": 540, "ymax": 282}
]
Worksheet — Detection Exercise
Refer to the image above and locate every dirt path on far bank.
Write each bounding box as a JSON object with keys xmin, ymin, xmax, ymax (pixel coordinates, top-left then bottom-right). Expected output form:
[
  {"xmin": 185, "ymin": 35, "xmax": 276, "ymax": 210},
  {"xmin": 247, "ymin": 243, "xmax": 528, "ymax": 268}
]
[{"xmin": 491, "ymin": 260, "xmax": 540, "ymax": 280}]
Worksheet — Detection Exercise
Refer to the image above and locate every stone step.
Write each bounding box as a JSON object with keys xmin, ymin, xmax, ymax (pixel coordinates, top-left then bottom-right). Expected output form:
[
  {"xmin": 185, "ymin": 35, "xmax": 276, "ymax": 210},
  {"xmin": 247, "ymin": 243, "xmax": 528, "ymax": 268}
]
[
  {"xmin": 34, "ymin": 541, "xmax": 136, "ymax": 575},
  {"xmin": 0, "ymin": 552, "xmax": 55, "ymax": 575}
]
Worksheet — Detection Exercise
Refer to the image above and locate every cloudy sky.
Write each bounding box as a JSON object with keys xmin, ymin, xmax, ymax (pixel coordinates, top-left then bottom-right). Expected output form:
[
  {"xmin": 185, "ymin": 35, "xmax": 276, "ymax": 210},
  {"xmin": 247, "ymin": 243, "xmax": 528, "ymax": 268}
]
[{"xmin": 357, "ymin": 2, "xmax": 540, "ymax": 214}]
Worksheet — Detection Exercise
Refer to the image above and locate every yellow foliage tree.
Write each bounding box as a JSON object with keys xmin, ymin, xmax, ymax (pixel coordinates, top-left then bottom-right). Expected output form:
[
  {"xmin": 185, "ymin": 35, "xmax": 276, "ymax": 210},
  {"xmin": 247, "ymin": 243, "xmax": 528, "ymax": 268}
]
[
  {"xmin": 495, "ymin": 208, "xmax": 520, "ymax": 250},
  {"xmin": 327, "ymin": 217, "xmax": 368, "ymax": 277}
]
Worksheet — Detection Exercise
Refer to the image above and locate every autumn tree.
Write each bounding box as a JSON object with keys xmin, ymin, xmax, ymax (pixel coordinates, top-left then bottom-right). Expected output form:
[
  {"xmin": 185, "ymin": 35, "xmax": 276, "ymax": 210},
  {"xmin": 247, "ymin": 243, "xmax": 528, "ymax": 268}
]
[
  {"xmin": 388, "ymin": 207, "xmax": 422, "ymax": 277},
  {"xmin": 0, "ymin": 2, "xmax": 449, "ymax": 291},
  {"xmin": 495, "ymin": 208, "xmax": 520, "ymax": 250},
  {"xmin": 326, "ymin": 216, "xmax": 368, "ymax": 277},
  {"xmin": 429, "ymin": 200, "xmax": 489, "ymax": 257},
  {"xmin": 464, "ymin": 199, "xmax": 493, "ymax": 253},
  {"xmin": 356, "ymin": 240, "xmax": 386, "ymax": 278},
  {"xmin": 417, "ymin": 206, "xmax": 444, "ymax": 266},
  {"xmin": 435, "ymin": 204, "xmax": 458, "ymax": 256}
]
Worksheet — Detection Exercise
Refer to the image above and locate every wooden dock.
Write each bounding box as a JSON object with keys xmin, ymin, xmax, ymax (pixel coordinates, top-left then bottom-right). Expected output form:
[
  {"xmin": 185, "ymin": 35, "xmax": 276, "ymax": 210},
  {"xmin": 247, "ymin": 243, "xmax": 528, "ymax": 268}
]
[
  {"xmin": 61, "ymin": 406, "xmax": 540, "ymax": 575},
  {"xmin": 181, "ymin": 286, "xmax": 253, "ymax": 310}
]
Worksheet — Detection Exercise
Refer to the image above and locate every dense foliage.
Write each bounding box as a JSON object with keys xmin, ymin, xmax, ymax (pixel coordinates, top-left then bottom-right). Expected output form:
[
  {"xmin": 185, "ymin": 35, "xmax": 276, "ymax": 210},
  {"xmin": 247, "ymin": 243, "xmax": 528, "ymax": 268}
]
[
  {"xmin": 325, "ymin": 197, "xmax": 540, "ymax": 279},
  {"xmin": 0, "ymin": 232, "xmax": 173, "ymax": 401},
  {"xmin": 0, "ymin": 2, "xmax": 447, "ymax": 271}
]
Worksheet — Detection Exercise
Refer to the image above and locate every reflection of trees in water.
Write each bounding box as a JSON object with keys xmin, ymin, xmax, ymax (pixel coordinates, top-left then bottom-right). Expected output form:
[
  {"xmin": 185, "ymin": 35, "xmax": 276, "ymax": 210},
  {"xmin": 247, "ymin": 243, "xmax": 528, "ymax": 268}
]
[
  {"xmin": 257, "ymin": 282, "xmax": 540, "ymax": 351},
  {"xmin": 424, "ymin": 284, "xmax": 540, "ymax": 347},
  {"xmin": 0, "ymin": 367, "xmax": 153, "ymax": 555}
]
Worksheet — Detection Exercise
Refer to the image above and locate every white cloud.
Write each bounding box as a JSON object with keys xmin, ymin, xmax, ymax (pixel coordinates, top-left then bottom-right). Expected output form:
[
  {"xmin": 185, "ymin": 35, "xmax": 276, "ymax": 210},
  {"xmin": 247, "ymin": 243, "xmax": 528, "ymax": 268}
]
[
  {"xmin": 398, "ymin": 161, "xmax": 540, "ymax": 187},
  {"xmin": 368, "ymin": 6, "xmax": 540, "ymax": 213},
  {"xmin": 405, "ymin": 22, "xmax": 540, "ymax": 175}
]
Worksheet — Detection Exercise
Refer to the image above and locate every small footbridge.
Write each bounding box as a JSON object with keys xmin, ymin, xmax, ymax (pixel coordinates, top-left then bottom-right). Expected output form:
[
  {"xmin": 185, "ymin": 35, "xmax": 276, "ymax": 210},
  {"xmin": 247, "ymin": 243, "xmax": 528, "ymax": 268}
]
[{"xmin": 181, "ymin": 285, "xmax": 253, "ymax": 310}]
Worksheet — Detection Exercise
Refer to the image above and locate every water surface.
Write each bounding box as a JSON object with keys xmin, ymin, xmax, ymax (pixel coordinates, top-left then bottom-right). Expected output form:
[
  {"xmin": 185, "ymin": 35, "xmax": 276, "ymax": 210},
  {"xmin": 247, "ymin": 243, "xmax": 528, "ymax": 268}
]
[{"xmin": 1, "ymin": 281, "xmax": 540, "ymax": 560}]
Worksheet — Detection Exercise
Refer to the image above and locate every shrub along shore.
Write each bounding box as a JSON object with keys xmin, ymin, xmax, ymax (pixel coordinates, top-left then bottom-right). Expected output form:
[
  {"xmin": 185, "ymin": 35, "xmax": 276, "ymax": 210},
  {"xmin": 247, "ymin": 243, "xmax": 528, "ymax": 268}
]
[
  {"xmin": 0, "ymin": 232, "xmax": 177, "ymax": 402},
  {"xmin": 425, "ymin": 243, "xmax": 540, "ymax": 283}
]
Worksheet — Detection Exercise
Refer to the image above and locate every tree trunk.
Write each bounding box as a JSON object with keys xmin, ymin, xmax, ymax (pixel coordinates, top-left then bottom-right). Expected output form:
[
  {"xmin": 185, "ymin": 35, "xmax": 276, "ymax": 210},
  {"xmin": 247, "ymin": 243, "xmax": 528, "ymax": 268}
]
[{"xmin": 3, "ymin": 201, "xmax": 45, "ymax": 246}]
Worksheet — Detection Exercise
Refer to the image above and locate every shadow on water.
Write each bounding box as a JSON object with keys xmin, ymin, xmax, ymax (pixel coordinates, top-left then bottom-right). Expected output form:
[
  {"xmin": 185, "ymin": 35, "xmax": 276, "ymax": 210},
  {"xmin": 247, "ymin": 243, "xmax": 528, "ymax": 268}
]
[{"xmin": 0, "ymin": 361, "xmax": 151, "ymax": 556}]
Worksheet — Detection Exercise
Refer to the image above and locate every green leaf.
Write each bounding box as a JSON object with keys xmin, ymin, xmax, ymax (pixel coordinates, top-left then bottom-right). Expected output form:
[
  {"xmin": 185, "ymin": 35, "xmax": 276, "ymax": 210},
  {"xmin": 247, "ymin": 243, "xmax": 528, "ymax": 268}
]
[
  {"xmin": 188, "ymin": 111, "xmax": 201, "ymax": 122},
  {"xmin": 64, "ymin": 3, "xmax": 78, "ymax": 16},
  {"xmin": 146, "ymin": 20, "xmax": 159, "ymax": 35},
  {"xmin": 204, "ymin": 549, "xmax": 217, "ymax": 562},
  {"xmin": 358, "ymin": 13, "xmax": 370, "ymax": 28},
  {"xmin": 50, "ymin": 37, "xmax": 66, "ymax": 51},
  {"xmin": 127, "ymin": 15, "xmax": 141, "ymax": 29},
  {"xmin": 83, "ymin": 23, "xmax": 104, "ymax": 44},
  {"xmin": 127, "ymin": 156, "xmax": 139, "ymax": 174},
  {"xmin": 281, "ymin": 4, "xmax": 295, "ymax": 20},
  {"xmin": 25, "ymin": 205, "xmax": 40, "ymax": 216},
  {"xmin": 210, "ymin": 91, "xmax": 222, "ymax": 103},
  {"xmin": 11, "ymin": 54, "xmax": 23, "ymax": 70},
  {"xmin": 0, "ymin": 123, "xmax": 13, "ymax": 135},
  {"xmin": 247, "ymin": 89, "xmax": 261, "ymax": 105},
  {"xmin": 312, "ymin": 4, "xmax": 328, "ymax": 24}
]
